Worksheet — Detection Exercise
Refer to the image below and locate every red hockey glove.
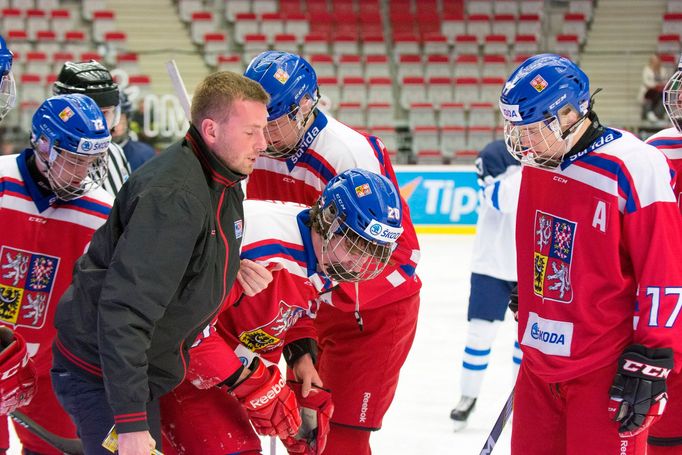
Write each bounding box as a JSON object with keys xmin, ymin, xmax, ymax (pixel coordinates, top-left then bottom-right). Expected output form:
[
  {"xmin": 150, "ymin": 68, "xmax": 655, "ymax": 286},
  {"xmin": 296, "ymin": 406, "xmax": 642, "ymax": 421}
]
[
  {"xmin": 0, "ymin": 328, "xmax": 36, "ymax": 415},
  {"xmin": 608, "ymin": 344, "xmax": 673, "ymax": 437},
  {"xmin": 281, "ymin": 381, "xmax": 334, "ymax": 455},
  {"xmin": 229, "ymin": 358, "xmax": 301, "ymax": 439}
]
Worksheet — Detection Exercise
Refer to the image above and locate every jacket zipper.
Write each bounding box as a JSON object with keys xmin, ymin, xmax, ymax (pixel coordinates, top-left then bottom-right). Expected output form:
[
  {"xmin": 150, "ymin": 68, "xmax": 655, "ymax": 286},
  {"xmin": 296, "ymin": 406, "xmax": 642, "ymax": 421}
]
[{"xmin": 180, "ymin": 188, "xmax": 231, "ymax": 380}]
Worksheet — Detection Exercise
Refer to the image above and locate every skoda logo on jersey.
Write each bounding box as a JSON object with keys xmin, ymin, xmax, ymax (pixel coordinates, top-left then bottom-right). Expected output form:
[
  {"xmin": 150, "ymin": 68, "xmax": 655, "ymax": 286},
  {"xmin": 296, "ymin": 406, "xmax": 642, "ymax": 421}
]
[
  {"xmin": 530, "ymin": 323, "xmax": 565, "ymax": 345},
  {"xmin": 81, "ymin": 141, "xmax": 92, "ymax": 152},
  {"xmin": 522, "ymin": 312, "xmax": 573, "ymax": 357}
]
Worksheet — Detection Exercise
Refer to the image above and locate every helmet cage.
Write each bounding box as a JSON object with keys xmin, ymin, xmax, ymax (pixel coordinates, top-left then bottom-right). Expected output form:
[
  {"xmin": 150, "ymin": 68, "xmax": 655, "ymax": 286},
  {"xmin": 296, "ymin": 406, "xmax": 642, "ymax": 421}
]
[
  {"xmin": 664, "ymin": 69, "xmax": 682, "ymax": 132},
  {"xmin": 504, "ymin": 116, "xmax": 567, "ymax": 169},
  {"xmin": 33, "ymin": 135, "xmax": 109, "ymax": 201},
  {"xmin": 0, "ymin": 71, "xmax": 15, "ymax": 122},
  {"xmin": 317, "ymin": 201, "xmax": 395, "ymax": 282},
  {"xmin": 263, "ymin": 90, "xmax": 319, "ymax": 158}
]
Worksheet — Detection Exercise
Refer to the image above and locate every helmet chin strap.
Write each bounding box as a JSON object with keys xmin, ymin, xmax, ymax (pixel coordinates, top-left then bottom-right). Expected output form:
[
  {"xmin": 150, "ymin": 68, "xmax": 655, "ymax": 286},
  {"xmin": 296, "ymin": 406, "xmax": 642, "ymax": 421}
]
[{"xmin": 559, "ymin": 88, "xmax": 604, "ymax": 161}]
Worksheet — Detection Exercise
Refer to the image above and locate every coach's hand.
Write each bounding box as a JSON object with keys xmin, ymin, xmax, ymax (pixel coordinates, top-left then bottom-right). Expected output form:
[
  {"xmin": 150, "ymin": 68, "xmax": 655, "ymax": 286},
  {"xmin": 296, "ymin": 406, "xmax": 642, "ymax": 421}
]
[{"xmin": 237, "ymin": 259, "xmax": 274, "ymax": 296}]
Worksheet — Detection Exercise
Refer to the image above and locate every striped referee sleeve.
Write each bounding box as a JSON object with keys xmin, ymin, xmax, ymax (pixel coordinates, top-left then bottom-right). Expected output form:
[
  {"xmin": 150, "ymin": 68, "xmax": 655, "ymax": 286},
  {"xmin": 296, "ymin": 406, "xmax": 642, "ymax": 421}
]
[{"xmin": 101, "ymin": 142, "xmax": 131, "ymax": 196}]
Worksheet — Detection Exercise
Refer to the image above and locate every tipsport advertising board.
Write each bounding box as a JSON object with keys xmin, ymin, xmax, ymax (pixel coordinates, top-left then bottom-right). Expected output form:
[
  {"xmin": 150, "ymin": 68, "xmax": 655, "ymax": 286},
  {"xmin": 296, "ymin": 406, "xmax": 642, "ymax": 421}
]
[{"xmin": 394, "ymin": 165, "xmax": 479, "ymax": 234}]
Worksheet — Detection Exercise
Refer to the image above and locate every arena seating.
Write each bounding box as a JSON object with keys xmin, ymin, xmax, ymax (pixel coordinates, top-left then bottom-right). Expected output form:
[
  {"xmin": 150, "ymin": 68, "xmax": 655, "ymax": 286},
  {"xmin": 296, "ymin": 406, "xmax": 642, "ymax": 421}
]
[{"xmin": 0, "ymin": 0, "xmax": 601, "ymax": 164}]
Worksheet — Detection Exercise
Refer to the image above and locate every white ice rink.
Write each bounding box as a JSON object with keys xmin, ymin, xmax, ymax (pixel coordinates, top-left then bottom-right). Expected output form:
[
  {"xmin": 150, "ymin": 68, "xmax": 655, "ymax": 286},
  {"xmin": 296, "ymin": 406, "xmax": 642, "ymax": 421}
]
[{"xmin": 9, "ymin": 233, "xmax": 518, "ymax": 455}]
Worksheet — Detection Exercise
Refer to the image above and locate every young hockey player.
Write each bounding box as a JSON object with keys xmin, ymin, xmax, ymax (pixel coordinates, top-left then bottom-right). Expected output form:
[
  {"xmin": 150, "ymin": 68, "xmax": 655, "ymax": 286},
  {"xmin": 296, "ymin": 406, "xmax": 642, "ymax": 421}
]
[
  {"xmin": 0, "ymin": 35, "xmax": 15, "ymax": 124},
  {"xmin": 644, "ymin": 53, "xmax": 682, "ymax": 455},
  {"xmin": 0, "ymin": 34, "xmax": 38, "ymax": 453},
  {"xmin": 500, "ymin": 53, "xmax": 682, "ymax": 454},
  {"xmin": 0, "ymin": 93, "xmax": 112, "ymax": 454},
  {"xmin": 160, "ymin": 168, "xmax": 404, "ymax": 455},
  {"xmin": 450, "ymin": 139, "xmax": 522, "ymax": 430},
  {"xmin": 244, "ymin": 51, "xmax": 420, "ymax": 455}
]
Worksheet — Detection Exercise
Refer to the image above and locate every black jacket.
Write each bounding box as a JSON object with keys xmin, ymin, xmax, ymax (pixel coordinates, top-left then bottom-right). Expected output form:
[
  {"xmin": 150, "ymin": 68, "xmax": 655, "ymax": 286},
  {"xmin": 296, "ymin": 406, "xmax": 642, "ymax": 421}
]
[{"xmin": 54, "ymin": 126, "xmax": 245, "ymax": 433}]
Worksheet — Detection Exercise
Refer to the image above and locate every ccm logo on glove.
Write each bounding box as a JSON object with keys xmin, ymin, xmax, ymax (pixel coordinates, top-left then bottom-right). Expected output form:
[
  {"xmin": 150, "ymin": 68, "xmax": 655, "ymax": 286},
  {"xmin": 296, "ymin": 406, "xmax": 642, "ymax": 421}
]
[{"xmin": 621, "ymin": 360, "xmax": 670, "ymax": 379}]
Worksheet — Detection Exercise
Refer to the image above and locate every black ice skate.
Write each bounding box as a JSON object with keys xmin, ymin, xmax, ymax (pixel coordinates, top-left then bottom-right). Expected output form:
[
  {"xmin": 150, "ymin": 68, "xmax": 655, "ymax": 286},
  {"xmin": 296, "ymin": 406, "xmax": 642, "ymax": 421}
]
[{"xmin": 450, "ymin": 396, "xmax": 476, "ymax": 431}]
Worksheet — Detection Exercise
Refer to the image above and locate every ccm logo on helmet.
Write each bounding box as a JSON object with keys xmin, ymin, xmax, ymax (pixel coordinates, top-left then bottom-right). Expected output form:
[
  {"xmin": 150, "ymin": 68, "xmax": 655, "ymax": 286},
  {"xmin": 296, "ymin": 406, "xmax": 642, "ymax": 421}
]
[
  {"xmin": 622, "ymin": 360, "xmax": 671, "ymax": 379},
  {"xmin": 249, "ymin": 375, "xmax": 287, "ymax": 408}
]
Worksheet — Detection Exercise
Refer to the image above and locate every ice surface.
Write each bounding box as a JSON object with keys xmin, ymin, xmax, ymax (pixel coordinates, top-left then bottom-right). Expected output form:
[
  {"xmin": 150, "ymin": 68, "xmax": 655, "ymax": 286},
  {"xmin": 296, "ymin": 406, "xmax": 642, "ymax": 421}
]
[{"xmin": 8, "ymin": 234, "xmax": 517, "ymax": 454}]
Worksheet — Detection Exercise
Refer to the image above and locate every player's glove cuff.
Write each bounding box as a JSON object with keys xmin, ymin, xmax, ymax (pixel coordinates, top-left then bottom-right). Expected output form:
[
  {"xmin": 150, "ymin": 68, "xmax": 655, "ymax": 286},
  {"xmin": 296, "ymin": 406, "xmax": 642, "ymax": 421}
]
[{"xmin": 283, "ymin": 338, "xmax": 318, "ymax": 369}]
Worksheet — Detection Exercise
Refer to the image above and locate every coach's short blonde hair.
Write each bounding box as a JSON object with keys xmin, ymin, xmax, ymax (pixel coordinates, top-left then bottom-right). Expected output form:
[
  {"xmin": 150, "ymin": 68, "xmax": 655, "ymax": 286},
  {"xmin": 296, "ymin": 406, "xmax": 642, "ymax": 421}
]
[{"xmin": 191, "ymin": 71, "xmax": 269, "ymax": 125}]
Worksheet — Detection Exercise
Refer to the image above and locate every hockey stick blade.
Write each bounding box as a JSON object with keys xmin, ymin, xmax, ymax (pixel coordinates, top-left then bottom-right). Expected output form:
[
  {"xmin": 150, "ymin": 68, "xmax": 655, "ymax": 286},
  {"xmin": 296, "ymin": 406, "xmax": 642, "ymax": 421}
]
[
  {"xmin": 479, "ymin": 387, "xmax": 514, "ymax": 455},
  {"xmin": 10, "ymin": 411, "xmax": 84, "ymax": 455}
]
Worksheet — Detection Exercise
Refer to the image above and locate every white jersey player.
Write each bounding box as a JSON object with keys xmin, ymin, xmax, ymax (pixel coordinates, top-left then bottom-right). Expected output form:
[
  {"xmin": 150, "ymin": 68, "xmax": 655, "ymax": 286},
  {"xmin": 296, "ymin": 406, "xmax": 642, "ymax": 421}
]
[{"xmin": 451, "ymin": 139, "xmax": 523, "ymax": 430}]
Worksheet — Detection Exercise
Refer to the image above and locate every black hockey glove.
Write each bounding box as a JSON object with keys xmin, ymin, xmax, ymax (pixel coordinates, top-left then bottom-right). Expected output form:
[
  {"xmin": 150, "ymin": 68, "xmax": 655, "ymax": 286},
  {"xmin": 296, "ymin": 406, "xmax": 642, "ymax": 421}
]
[
  {"xmin": 508, "ymin": 284, "xmax": 518, "ymax": 321},
  {"xmin": 608, "ymin": 344, "xmax": 673, "ymax": 437}
]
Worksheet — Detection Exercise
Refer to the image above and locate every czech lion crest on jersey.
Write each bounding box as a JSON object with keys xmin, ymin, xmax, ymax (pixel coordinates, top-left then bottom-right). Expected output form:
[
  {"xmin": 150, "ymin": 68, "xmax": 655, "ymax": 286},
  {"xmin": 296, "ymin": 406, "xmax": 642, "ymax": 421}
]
[
  {"xmin": 532, "ymin": 211, "xmax": 575, "ymax": 303},
  {"xmin": 238, "ymin": 300, "xmax": 306, "ymax": 352},
  {"xmin": 0, "ymin": 246, "xmax": 59, "ymax": 329}
]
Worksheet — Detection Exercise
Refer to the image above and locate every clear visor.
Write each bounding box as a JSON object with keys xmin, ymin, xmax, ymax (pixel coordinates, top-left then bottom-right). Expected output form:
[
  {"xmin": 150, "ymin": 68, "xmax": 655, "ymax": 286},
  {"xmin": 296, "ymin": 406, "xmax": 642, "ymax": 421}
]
[
  {"xmin": 100, "ymin": 105, "xmax": 121, "ymax": 130},
  {"xmin": 263, "ymin": 94, "xmax": 318, "ymax": 159},
  {"xmin": 35, "ymin": 138, "xmax": 109, "ymax": 201},
  {"xmin": 503, "ymin": 116, "xmax": 568, "ymax": 169},
  {"xmin": 663, "ymin": 70, "xmax": 682, "ymax": 132},
  {"xmin": 0, "ymin": 72, "xmax": 16, "ymax": 122},
  {"xmin": 319, "ymin": 205, "xmax": 395, "ymax": 282}
]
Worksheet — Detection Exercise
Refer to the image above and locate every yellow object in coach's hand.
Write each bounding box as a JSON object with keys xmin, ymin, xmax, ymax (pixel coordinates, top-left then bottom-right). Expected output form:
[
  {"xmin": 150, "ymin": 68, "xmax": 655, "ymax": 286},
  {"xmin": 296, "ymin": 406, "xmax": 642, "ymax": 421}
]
[{"xmin": 102, "ymin": 426, "xmax": 163, "ymax": 455}]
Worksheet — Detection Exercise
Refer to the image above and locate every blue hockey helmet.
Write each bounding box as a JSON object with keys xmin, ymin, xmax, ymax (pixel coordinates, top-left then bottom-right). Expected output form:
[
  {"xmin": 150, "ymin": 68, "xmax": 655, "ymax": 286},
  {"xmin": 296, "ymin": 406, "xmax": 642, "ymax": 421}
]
[
  {"xmin": 499, "ymin": 54, "xmax": 591, "ymax": 168},
  {"xmin": 244, "ymin": 51, "xmax": 319, "ymax": 158},
  {"xmin": 31, "ymin": 94, "xmax": 111, "ymax": 201},
  {"xmin": 315, "ymin": 168, "xmax": 404, "ymax": 282},
  {"xmin": 245, "ymin": 51, "xmax": 318, "ymax": 120},
  {"xmin": 0, "ymin": 35, "xmax": 15, "ymax": 122}
]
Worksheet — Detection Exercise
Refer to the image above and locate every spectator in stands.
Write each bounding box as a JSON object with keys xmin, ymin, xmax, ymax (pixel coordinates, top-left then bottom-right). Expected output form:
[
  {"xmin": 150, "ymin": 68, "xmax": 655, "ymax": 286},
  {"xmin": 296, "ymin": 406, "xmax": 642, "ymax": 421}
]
[
  {"xmin": 53, "ymin": 60, "xmax": 132, "ymax": 195},
  {"xmin": 639, "ymin": 54, "xmax": 668, "ymax": 123},
  {"xmin": 450, "ymin": 139, "xmax": 522, "ymax": 431},
  {"xmin": 112, "ymin": 89, "xmax": 156, "ymax": 171}
]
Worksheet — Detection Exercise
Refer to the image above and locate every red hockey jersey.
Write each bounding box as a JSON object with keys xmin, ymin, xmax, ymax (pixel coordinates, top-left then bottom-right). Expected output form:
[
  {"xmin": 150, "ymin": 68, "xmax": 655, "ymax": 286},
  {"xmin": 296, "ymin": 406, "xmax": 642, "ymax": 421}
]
[
  {"xmin": 186, "ymin": 200, "xmax": 334, "ymax": 389},
  {"xmin": 0, "ymin": 150, "xmax": 112, "ymax": 373},
  {"xmin": 245, "ymin": 112, "xmax": 420, "ymax": 312},
  {"xmin": 516, "ymin": 129, "xmax": 682, "ymax": 382},
  {"xmin": 646, "ymin": 127, "xmax": 682, "ymax": 208}
]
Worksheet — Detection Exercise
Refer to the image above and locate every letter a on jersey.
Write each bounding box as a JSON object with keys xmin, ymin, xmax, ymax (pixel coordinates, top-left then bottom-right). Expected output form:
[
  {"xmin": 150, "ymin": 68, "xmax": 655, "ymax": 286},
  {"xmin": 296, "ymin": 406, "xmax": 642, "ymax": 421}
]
[
  {"xmin": 592, "ymin": 200, "xmax": 607, "ymax": 233},
  {"xmin": 532, "ymin": 211, "xmax": 576, "ymax": 303}
]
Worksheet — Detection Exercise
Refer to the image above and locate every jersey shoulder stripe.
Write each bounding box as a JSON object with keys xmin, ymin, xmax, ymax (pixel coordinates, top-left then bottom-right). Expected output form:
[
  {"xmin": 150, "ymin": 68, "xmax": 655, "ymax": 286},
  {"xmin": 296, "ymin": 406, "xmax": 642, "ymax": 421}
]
[
  {"xmin": 0, "ymin": 176, "xmax": 33, "ymax": 201},
  {"xmin": 565, "ymin": 133, "xmax": 675, "ymax": 213},
  {"xmin": 297, "ymin": 149, "xmax": 336, "ymax": 183}
]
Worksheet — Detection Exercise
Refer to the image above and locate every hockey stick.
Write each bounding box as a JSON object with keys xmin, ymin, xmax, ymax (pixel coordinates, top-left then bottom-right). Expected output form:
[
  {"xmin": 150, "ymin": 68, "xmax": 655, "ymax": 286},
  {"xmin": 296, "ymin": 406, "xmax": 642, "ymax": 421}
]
[
  {"xmin": 165, "ymin": 60, "xmax": 191, "ymax": 119},
  {"xmin": 10, "ymin": 411, "xmax": 84, "ymax": 455},
  {"xmin": 478, "ymin": 387, "xmax": 514, "ymax": 455}
]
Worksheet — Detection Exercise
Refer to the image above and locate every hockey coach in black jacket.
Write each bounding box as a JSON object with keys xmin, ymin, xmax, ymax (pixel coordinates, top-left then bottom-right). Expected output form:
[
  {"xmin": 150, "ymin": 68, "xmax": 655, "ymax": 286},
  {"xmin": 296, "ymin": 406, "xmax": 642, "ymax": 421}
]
[{"xmin": 51, "ymin": 71, "xmax": 270, "ymax": 455}]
